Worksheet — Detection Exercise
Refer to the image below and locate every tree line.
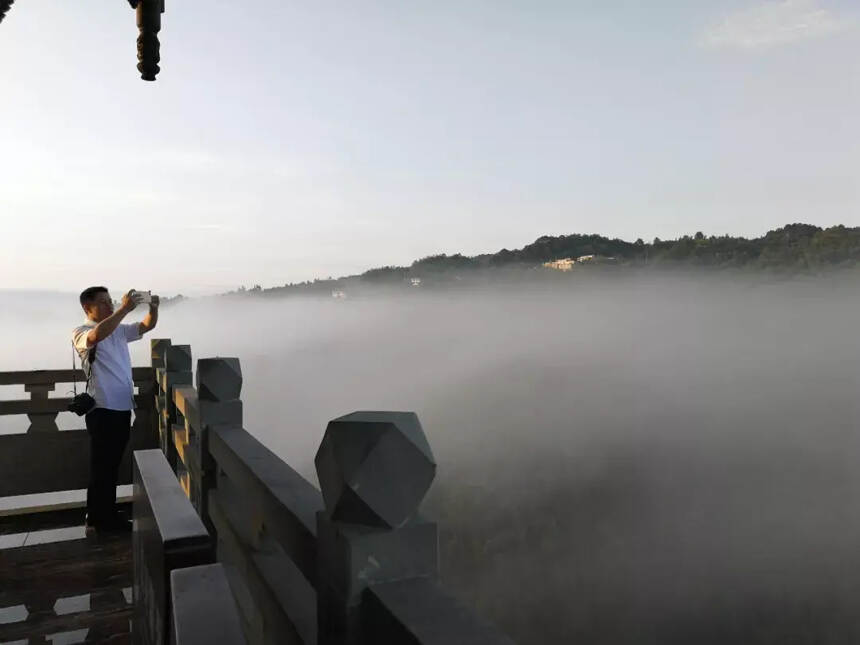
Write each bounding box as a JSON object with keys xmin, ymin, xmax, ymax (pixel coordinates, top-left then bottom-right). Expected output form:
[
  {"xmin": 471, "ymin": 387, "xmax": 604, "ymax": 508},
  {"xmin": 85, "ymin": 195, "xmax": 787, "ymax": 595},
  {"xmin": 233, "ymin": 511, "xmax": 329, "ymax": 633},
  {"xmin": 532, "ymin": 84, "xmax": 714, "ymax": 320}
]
[{"xmin": 227, "ymin": 223, "xmax": 860, "ymax": 296}]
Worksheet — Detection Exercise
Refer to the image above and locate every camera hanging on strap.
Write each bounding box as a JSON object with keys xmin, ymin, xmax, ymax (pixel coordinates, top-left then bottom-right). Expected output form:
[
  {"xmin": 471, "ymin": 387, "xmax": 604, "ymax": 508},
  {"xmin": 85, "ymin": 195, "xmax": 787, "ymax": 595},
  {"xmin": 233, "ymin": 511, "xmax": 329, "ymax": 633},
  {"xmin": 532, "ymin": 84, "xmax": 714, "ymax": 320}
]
[{"xmin": 68, "ymin": 342, "xmax": 97, "ymax": 416}]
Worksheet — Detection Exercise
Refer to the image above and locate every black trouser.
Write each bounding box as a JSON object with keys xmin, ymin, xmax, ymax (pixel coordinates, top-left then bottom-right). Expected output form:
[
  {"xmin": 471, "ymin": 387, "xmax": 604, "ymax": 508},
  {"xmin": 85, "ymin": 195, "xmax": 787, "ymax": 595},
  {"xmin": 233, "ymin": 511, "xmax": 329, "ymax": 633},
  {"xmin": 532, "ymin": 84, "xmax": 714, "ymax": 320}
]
[{"xmin": 85, "ymin": 408, "xmax": 131, "ymax": 525}]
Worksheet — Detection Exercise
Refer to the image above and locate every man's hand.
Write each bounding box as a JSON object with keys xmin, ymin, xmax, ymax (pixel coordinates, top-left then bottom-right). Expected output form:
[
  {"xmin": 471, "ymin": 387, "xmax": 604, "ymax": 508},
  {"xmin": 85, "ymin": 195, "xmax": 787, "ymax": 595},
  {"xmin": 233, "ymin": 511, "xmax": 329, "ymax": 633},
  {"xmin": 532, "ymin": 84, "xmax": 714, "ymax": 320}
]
[
  {"xmin": 87, "ymin": 289, "xmax": 135, "ymax": 346},
  {"xmin": 120, "ymin": 289, "xmax": 138, "ymax": 312},
  {"xmin": 140, "ymin": 293, "xmax": 159, "ymax": 336}
]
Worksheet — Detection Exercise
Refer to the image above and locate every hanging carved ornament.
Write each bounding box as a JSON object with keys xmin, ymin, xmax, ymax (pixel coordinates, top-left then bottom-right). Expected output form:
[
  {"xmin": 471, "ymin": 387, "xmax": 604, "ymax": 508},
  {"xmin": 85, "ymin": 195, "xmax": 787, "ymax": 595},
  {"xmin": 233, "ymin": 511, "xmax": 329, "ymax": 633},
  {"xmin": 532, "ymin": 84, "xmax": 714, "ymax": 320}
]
[
  {"xmin": 0, "ymin": 0, "xmax": 14, "ymax": 25},
  {"xmin": 2, "ymin": 0, "xmax": 163, "ymax": 81},
  {"xmin": 130, "ymin": 0, "xmax": 165, "ymax": 81}
]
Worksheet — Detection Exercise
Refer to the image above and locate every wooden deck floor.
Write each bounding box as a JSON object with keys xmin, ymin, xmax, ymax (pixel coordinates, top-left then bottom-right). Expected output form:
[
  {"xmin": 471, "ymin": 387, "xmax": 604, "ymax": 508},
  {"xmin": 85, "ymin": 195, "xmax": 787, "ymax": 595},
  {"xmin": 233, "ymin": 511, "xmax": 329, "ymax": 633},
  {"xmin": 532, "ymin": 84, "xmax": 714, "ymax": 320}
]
[{"xmin": 0, "ymin": 517, "xmax": 133, "ymax": 644}]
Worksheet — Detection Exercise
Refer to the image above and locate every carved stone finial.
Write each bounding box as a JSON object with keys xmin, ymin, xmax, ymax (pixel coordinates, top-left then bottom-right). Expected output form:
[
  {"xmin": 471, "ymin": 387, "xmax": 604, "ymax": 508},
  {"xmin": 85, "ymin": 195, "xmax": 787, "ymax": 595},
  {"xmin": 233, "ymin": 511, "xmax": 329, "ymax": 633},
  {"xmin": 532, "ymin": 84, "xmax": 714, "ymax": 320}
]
[
  {"xmin": 314, "ymin": 411, "xmax": 436, "ymax": 529},
  {"xmin": 196, "ymin": 358, "xmax": 242, "ymax": 402},
  {"xmin": 164, "ymin": 344, "xmax": 192, "ymax": 373},
  {"xmin": 150, "ymin": 338, "xmax": 172, "ymax": 368},
  {"xmin": 136, "ymin": 0, "xmax": 163, "ymax": 81}
]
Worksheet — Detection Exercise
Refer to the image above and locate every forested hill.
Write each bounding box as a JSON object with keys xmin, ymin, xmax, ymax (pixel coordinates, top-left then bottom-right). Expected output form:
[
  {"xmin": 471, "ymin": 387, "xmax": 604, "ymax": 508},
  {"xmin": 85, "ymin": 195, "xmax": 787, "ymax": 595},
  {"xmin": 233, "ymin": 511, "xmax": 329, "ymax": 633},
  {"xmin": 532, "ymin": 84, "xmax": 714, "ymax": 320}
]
[
  {"xmin": 230, "ymin": 224, "xmax": 860, "ymax": 296},
  {"xmin": 405, "ymin": 223, "xmax": 860, "ymax": 272},
  {"xmin": 482, "ymin": 223, "xmax": 860, "ymax": 269}
]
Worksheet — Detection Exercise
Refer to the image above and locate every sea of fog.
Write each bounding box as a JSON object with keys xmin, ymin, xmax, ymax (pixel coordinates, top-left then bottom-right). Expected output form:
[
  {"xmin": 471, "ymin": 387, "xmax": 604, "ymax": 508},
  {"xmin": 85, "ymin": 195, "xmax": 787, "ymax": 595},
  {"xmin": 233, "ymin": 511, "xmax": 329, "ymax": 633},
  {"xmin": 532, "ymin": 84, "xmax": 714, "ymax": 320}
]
[{"xmin": 3, "ymin": 275, "xmax": 860, "ymax": 644}]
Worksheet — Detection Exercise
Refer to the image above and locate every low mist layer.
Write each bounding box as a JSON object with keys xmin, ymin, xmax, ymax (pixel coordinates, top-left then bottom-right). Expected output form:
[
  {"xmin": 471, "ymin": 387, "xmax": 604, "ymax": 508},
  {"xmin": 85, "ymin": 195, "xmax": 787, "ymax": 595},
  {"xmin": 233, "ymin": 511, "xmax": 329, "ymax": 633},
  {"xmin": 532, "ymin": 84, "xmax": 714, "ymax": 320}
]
[{"xmin": 3, "ymin": 274, "xmax": 860, "ymax": 643}]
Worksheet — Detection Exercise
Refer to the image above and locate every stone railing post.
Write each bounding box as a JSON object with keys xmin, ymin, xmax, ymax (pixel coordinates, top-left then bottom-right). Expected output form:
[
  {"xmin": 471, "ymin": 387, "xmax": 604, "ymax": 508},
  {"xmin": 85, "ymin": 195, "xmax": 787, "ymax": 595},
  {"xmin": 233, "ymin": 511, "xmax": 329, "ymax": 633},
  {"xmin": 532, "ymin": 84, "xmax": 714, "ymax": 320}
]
[
  {"xmin": 150, "ymin": 338, "xmax": 170, "ymax": 373},
  {"xmin": 193, "ymin": 357, "xmax": 242, "ymax": 531},
  {"xmin": 162, "ymin": 344, "xmax": 192, "ymax": 472},
  {"xmin": 151, "ymin": 338, "xmax": 171, "ymax": 461},
  {"xmin": 314, "ymin": 411, "xmax": 438, "ymax": 645}
]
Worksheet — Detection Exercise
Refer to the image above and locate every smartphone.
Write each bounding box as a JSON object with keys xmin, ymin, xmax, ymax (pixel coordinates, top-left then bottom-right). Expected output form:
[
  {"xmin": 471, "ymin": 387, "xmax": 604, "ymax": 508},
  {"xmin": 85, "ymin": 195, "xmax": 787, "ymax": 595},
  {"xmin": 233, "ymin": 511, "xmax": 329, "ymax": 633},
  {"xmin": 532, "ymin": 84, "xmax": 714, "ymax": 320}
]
[{"xmin": 131, "ymin": 290, "xmax": 152, "ymax": 305}]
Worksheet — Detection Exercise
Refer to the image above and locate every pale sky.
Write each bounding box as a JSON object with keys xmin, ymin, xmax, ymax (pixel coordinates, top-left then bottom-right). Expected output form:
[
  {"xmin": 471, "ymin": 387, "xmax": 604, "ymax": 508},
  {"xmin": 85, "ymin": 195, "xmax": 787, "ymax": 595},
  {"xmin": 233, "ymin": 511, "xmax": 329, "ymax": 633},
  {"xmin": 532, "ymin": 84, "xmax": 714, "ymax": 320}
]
[{"xmin": 1, "ymin": 1, "xmax": 858, "ymax": 294}]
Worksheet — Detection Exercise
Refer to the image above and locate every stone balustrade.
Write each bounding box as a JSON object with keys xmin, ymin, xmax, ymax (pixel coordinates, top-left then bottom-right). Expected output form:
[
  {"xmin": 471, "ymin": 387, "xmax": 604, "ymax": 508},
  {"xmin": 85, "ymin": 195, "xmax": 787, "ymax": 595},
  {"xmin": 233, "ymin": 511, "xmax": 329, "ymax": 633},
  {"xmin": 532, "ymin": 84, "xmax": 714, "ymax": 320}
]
[
  {"xmin": 0, "ymin": 367, "xmax": 157, "ymax": 499},
  {"xmin": 0, "ymin": 340, "xmax": 514, "ymax": 644},
  {"xmin": 149, "ymin": 337, "xmax": 514, "ymax": 645}
]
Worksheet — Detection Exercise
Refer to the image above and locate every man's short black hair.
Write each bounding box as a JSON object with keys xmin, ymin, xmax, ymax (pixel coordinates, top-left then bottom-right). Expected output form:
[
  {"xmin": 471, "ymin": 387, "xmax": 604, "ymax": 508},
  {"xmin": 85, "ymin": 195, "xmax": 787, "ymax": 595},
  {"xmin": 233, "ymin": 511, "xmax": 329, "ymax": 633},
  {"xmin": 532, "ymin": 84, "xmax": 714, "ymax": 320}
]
[{"xmin": 80, "ymin": 286, "xmax": 109, "ymax": 308}]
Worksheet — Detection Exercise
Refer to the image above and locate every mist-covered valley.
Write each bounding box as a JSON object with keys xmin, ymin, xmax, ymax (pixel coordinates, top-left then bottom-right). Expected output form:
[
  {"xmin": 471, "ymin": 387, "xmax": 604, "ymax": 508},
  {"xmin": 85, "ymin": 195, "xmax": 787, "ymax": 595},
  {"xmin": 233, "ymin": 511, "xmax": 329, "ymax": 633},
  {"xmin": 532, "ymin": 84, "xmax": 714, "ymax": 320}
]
[{"xmin": 3, "ymin": 274, "xmax": 860, "ymax": 644}]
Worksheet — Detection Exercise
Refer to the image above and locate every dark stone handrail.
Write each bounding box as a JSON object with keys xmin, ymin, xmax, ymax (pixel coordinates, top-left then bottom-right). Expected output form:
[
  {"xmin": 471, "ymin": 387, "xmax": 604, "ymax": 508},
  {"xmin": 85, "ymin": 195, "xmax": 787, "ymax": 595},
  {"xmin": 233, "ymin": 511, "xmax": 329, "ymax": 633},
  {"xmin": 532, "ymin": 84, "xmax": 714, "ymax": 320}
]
[
  {"xmin": 132, "ymin": 449, "xmax": 214, "ymax": 645},
  {"xmin": 0, "ymin": 367, "xmax": 153, "ymax": 386},
  {"xmin": 208, "ymin": 424, "xmax": 323, "ymax": 586},
  {"xmin": 364, "ymin": 578, "xmax": 517, "ymax": 645}
]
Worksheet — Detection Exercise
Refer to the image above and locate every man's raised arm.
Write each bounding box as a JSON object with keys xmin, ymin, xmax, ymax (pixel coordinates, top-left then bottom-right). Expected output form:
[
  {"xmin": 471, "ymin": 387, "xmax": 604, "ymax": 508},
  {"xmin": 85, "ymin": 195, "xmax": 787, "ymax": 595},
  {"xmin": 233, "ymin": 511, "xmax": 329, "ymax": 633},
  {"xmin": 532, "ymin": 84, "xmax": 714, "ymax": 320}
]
[
  {"xmin": 85, "ymin": 290, "xmax": 136, "ymax": 346},
  {"xmin": 139, "ymin": 297, "xmax": 159, "ymax": 336}
]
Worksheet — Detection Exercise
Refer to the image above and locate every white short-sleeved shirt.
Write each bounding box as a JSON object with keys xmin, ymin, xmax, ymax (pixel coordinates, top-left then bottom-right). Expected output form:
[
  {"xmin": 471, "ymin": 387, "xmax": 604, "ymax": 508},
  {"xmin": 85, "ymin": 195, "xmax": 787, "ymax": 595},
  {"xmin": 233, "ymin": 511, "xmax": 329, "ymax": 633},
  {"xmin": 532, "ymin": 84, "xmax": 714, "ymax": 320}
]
[{"xmin": 72, "ymin": 320, "xmax": 141, "ymax": 412}]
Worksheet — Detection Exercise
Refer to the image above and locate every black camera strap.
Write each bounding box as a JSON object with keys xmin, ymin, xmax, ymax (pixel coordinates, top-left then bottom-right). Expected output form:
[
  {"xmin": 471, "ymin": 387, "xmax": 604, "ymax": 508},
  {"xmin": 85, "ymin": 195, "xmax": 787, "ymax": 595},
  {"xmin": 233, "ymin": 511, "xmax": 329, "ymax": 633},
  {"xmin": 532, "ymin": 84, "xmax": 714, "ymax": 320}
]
[{"xmin": 71, "ymin": 340, "xmax": 97, "ymax": 396}]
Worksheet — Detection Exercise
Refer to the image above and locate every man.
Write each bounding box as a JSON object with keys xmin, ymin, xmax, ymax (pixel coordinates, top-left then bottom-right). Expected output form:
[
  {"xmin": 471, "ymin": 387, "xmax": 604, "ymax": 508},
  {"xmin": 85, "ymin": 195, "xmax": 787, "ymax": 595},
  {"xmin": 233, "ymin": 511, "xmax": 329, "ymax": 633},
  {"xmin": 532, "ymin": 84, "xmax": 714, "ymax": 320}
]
[{"xmin": 73, "ymin": 287, "xmax": 159, "ymax": 533}]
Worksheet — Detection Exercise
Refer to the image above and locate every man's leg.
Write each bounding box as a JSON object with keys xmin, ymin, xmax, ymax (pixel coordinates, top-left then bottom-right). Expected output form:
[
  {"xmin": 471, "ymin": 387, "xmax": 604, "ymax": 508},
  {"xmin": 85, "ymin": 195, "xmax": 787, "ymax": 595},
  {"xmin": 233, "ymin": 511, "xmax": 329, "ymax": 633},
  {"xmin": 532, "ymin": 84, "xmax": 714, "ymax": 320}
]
[
  {"xmin": 104, "ymin": 410, "xmax": 132, "ymax": 520},
  {"xmin": 86, "ymin": 409, "xmax": 112, "ymax": 526}
]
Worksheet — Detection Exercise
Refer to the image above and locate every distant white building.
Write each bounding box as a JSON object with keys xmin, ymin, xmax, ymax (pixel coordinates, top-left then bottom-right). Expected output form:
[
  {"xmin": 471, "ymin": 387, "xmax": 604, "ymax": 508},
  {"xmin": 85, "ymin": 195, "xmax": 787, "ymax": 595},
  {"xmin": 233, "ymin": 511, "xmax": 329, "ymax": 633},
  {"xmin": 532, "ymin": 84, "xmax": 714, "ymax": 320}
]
[
  {"xmin": 410, "ymin": 278, "xmax": 422, "ymax": 287},
  {"xmin": 545, "ymin": 255, "xmax": 617, "ymax": 270},
  {"xmin": 543, "ymin": 258, "xmax": 575, "ymax": 271},
  {"xmin": 577, "ymin": 254, "xmax": 617, "ymax": 264}
]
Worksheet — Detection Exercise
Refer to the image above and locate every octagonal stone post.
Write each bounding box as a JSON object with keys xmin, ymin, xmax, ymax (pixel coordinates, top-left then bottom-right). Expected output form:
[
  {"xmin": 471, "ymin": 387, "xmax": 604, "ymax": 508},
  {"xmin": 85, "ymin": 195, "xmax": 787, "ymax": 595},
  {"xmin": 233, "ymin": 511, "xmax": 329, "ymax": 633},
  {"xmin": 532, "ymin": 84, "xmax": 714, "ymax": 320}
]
[
  {"xmin": 151, "ymin": 339, "xmax": 172, "ymax": 464},
  {"xmin": 193, "ymin": 357, "xmax": 242, "ymax": 531},
  {"xmin": 150, "ymin": 338, "xmax": 171, "ymax": 370},
  {"xmin": 161, "ymin": 344, "xmax": 192, "ymax": 472},
  {"xmin": 314, "ymin": 411, "xmax": 438, "ymax": 645}
]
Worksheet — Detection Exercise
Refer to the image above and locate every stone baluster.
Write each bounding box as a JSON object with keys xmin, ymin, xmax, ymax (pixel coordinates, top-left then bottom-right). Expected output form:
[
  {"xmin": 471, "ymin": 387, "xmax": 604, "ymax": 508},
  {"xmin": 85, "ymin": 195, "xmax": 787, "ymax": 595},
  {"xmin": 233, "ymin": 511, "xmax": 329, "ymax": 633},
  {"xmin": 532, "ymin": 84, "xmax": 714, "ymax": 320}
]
[
  {"xmin": 25, "ymin": 382, "xmax": 58, "ymax": 433},
  {"xmin": 314, "ymin": 411, "xmax": 438, "ymax": 645},
  {"xmin": 150, "ymin": 338, "xmax": 171, "ymax": 369},
  {"xmin": 151, "ymin": 338, "xmax": 172, "ymax": 464},
  {"xmin": 162, "ymin": 344, "xmax": 192, "ymax": 472}
]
